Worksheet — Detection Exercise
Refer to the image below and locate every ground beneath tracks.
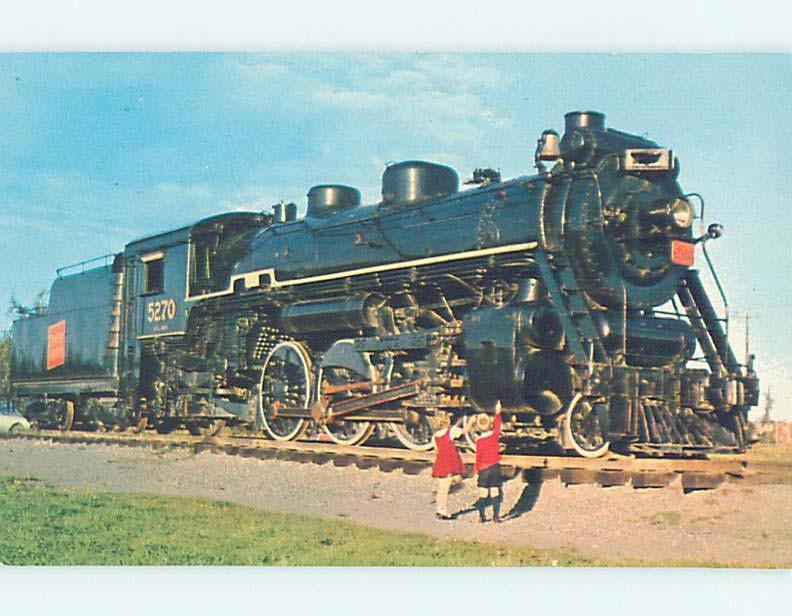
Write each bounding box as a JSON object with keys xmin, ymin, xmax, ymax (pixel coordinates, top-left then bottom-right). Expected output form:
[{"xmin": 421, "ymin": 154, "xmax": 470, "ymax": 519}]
[{"xmin": 0, "ymin": 439, "xmax": 789, "ymax": 567}]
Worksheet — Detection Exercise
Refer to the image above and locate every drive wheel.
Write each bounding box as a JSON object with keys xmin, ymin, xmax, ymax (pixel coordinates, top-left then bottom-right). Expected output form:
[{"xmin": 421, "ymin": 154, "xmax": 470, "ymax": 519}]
[
  {"xmin": 321, "ymin": 366, "xmax": 375, "ymax": 446},
  {"xmin": 563, "ymin": 393, "xmax": 610, "ymax": 458},
  {"xmin": 391, "ymin": 414, "xmax": 434, "ymax": 451},
  {"xmin": 324, "ymin": 421, "xmax": 375, "ymax": 446},
  {"xmin": 260, "ymin": 340, "xmax": 311, "ymax": 441}
]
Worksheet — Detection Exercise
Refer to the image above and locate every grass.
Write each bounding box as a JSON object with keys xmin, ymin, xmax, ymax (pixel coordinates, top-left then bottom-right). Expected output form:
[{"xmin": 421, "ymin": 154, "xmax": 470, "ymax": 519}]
[
  {"xmin": 745, "ymin": 442, "xmax": 792, "ymax": 466},
  {"xmin": 646, "ymin": 510, "xmax": 682, "ymax": 527},
  {"xmin": 0, "ymin": 476, "xmax": 616, "ymax": 567}
]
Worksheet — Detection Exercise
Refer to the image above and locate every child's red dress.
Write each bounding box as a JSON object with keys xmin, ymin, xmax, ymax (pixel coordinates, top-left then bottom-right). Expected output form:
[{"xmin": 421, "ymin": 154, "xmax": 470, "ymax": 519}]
[{"xmin": 432, "ymin": 429, "xmax": 465, "ymax": 478}]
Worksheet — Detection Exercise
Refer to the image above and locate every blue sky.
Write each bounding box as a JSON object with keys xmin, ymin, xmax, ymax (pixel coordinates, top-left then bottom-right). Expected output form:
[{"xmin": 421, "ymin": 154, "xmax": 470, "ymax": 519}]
[{"xmin": 1, "ymin": 53, "xmax": 790, "ymax": 418}]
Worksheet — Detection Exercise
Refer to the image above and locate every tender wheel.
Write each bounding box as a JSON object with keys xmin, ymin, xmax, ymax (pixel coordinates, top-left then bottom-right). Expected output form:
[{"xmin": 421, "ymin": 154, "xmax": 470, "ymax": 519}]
[
  {"xmin": 391, "ymin": 413, "xmax": 434, "ymax": 452},
  {"xmin": 187, "ymin": 419, "xmax": 226, "ymax": 437},
  {"xmin": 563, "ymin": 393, "xmax": 610, "ymax": 458},
  {"xmin": 155, "ymin": 421, "xmax": 175, "ymax": 435},
  {"xmin": 57, "ymin": 400, "xmax": 75, "ymax": 431},
  {"xmin": 130, "ymin": 416, "xmax": 148, "ymax": 434},
  {"xmin": 260, "ymin": 340, "xmax": 311, "ymax": 441}
]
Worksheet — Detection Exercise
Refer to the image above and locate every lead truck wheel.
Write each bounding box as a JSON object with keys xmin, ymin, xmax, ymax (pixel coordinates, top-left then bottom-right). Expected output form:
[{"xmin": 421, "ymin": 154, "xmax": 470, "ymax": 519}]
[
  {"xmin": 563, "ymin": 393, "xmax": 610, "ymax": 458},
  {"xmin": 260, "ymin": 341, "xmax": 311, "ymax": 441}
]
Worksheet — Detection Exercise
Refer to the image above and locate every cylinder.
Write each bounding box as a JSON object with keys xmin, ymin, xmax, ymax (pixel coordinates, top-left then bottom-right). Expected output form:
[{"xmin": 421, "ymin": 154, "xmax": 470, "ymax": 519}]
[
  {"xmin": 280, "ymin": 294, "xmax": 384, "ymax": 334},
  {"xmin": 518, "ymin": 350, "xmax": 573, "ymax": 415},
  {"xmin": 462, "ymin": 303, "xmax": 570, "ymax": 413},
  {"xmin": 564, "ymin": 110, "xmax": 605, "ymax": 132},
  {"xmin": 307, "ymin": 185, "xmax": 361, "ymax": 219},
  {"xmin": 514, "ymin": 277, "xmax": 544, "ymax": 304},
  {"xmin": 381, "ymin": 161, "xmax": 458, "ymax": 206},
  {"xmin": 593, "ymin": 312, "xmax": 696, "ymax": 367}
]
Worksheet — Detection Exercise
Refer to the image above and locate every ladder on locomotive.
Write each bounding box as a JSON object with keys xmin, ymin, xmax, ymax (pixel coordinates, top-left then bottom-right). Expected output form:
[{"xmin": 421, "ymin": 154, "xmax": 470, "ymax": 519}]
[
  {"xmin": 535, "ymin": 250, "xmax": 607, "ymax": 366},
  {"xmin": 677, "ymin": 269, "xmax": 738, "ymax": 378}
]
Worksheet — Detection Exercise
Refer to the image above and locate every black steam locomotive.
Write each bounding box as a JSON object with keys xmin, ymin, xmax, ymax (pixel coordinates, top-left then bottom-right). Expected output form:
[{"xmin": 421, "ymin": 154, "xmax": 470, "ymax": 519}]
[{"xmin": 11, "ymin": 111, "xmax": 759, "ymax": 457}]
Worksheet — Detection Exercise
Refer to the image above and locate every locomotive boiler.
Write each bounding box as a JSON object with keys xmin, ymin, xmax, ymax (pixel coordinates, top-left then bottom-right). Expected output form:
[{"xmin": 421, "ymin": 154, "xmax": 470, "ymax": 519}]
[{"xmin": 11, "ymin": 110, "xmax": 759, "ymax": 457}]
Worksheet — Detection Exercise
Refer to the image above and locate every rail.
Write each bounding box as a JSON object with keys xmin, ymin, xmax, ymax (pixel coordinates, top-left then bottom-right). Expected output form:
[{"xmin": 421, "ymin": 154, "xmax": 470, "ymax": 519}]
[{"xmin": 0, "ymin": 429, "xmax": 758, "ymax": 492}]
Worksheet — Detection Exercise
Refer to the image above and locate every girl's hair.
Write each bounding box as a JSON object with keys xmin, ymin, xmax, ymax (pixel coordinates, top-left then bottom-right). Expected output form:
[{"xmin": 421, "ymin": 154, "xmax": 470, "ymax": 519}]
[{"xmin": 432, "ymin": 412, "xmax": 451, "ymax": 430}]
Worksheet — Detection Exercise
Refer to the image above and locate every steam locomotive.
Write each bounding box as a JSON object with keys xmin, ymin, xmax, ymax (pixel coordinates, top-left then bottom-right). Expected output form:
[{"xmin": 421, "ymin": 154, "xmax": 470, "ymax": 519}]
[{"xmin": 10, "ymin": 110, "xmax": 759, "ymax": 457}]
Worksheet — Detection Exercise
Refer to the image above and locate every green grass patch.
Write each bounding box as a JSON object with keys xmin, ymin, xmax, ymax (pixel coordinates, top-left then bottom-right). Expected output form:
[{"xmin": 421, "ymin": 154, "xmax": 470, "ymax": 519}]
[
  {"xmin": 0, "ymin": 476, "xmax": 615, "ymax": 566},
  {"xmin": 746, "ymin": 442, "xmax": 792, "ymax": 466},
  {"xmin": 646, "ymin": 510, "xmax": 682, "ymax": 527}
]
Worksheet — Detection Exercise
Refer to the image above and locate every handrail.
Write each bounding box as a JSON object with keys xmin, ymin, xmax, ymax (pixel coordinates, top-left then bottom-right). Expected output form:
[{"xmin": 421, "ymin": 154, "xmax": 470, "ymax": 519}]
[
  {"xmin": 702, "ymin": 242, "xmax": 729, "ymax": 340},
  {"xmin": 686, "ymin": 191, "xmax": 730, "ymax": 344},
  {"xmin": 56, "ymin": 253, "xmax": 115, "ymax": 278}
]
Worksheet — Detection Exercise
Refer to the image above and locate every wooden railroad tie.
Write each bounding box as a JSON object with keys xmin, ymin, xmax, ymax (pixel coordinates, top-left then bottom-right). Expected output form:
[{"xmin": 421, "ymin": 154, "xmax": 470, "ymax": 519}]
[{"xmin": 0, "ymin": 430, "xmax": 755, "ymax": 492}]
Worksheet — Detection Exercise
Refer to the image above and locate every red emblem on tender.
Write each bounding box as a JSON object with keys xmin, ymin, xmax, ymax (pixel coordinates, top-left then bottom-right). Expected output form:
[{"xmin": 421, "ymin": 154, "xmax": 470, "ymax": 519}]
[
  {"xmin": 47, "ymin": 320, "xmax": 66, "ymax": 370},
  {"xmin": 671, "ymin": 240, "xmax": 695, "ymax": 267}
]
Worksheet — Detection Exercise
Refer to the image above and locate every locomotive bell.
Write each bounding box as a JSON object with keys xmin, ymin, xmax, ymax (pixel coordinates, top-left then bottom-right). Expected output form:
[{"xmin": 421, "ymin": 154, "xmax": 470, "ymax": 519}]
[{"xmin": 536, "ymin": 130, "xmax": 561, "ymax": 161}]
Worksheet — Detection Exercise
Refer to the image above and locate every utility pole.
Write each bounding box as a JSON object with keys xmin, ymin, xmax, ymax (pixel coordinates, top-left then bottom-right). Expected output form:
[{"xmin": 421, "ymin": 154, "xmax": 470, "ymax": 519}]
[
  {"xmin": 762, "ymin": 386, "xmax": 774, "ymax": 424},
  {"xmin": 732, "ymin": 312, "xmax": 751, "ymax": 366}
]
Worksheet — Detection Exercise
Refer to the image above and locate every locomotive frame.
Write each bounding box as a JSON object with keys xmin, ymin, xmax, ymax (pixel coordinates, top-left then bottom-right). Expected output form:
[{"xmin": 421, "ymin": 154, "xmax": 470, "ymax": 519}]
[{"xmin": 10, "ymin": 110, "xmax": 759, "ymax": 458}]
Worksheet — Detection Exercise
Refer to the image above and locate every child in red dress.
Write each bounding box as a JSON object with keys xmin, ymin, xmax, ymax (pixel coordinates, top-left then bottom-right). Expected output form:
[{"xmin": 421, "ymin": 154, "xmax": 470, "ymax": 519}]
[
  {"xmin": 431, "ymin": 412, "xmax": 468, "ymax": 520},
  {"xmin": 474, "ymin": 401, "xmax": 504, "ymax": 523}
]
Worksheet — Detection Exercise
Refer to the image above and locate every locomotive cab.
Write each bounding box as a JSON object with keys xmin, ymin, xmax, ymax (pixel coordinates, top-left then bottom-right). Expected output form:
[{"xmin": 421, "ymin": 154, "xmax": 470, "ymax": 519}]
[{"xmin": 187, "ymin": 212, "xmax": 272, "ymax": 297}]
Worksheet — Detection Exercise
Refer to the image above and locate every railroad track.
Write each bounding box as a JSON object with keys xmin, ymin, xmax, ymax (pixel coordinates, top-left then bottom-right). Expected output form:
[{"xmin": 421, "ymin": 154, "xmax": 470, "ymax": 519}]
[{"xmin": 0, "ymin": 429, "xmax": 761, "ymax": 491}]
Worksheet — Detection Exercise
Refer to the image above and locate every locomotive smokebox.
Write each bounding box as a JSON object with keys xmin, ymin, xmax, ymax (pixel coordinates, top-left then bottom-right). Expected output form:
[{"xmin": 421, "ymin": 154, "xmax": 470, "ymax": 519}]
[
  {"xmin": 381, "ymin": 161, "xmax": 458, "ymax": 207},
  {"xmin": 307, "ymin": 185, "xmax": 361, "ymax": 219},
  {"xmin": 564, "ymin": 110, "xmax": 605, "ymax": 132}
]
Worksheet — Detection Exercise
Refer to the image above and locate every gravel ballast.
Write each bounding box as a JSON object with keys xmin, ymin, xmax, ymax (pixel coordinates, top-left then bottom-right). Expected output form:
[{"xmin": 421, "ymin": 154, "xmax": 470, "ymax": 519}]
[{"xmin": 1, "ymin": 439, "xmax": 789, "ymax": 567}]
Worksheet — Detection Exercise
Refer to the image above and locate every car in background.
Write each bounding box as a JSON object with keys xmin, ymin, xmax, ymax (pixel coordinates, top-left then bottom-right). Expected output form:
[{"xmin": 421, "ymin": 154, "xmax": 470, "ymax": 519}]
[{"xmin": 0, "ymin": 401, "xmax": 30, "ymax": 433}]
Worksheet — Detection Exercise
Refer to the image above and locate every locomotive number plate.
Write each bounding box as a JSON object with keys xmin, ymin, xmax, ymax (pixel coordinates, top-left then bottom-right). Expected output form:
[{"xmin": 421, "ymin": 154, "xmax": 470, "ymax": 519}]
[{"xmin": 146, "ymin": 298, "xmax": 177, "ymax": 323}]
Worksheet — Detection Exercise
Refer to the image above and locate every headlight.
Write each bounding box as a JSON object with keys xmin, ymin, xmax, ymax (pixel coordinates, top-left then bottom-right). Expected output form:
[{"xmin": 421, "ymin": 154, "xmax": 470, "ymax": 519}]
[{"xmin": 670, "ymin": 198, "xmax": 694, "ymax": 229}]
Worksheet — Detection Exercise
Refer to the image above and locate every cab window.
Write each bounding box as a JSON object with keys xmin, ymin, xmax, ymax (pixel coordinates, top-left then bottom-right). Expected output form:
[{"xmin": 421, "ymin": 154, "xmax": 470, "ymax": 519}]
[{"xmin": 142, "ymin": 254, "xmax": 165, "ymax": 295}]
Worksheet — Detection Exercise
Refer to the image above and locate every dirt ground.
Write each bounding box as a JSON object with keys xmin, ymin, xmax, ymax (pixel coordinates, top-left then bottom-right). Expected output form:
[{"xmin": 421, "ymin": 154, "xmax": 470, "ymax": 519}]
[{"xmin": 1, "ymin": 438, "xmax": 790, "ymax": 567}]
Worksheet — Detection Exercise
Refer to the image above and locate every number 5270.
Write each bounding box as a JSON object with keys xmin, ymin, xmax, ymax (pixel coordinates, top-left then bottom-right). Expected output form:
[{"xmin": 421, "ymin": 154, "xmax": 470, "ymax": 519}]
[{"xmin": 146, "ymin": 299, "xmax": 177, "ymax": 323}]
